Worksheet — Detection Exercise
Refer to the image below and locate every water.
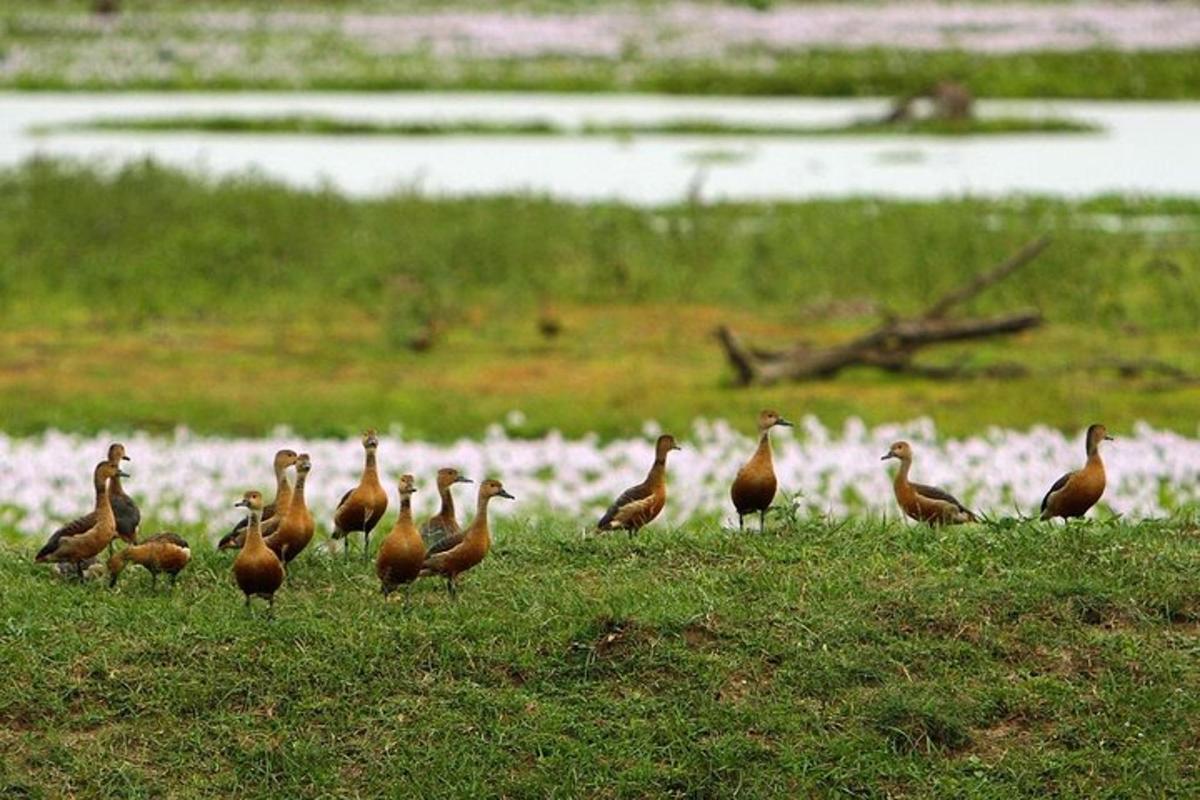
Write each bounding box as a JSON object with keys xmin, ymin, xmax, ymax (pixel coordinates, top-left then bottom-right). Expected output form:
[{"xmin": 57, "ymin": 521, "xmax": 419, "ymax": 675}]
[{"xmin": 2, "ymin": 92, "xmax": 1196, "ymax": 203}]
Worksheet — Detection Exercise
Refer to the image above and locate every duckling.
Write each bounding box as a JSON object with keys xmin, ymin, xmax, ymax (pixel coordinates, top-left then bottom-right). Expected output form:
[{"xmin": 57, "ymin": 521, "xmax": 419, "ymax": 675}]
[
  {"xmin": 881, "ymin": 441, "xmax": 976, "ymax": 525},
  {"xmin": 218, "ymin": 449, "xmax": 298, "ymax": 550},
  {"xmin": 376, "ymin": 475, "xmax": 425, "ymax": 604},
  {"xmin": 48, "ymin": 444, "xmax": 140, "ymax": 562},
  {"xmin": 332, "ymin": 430, "xmax": 389, "ymax": 560},
  {"xmin": 1040, "ymin": 424, "xmax": 1113, "ymax": 521},
  {"xmin": 232, "ymin": 490, "xmax": 284, "ymax": 614},
  {"xmin": 596, "ymin": 434, "xmax": 681, "ymax": 536},
  {"xmin": 420, "ymin": 479, "xmax": 515, "ymax": 598},
  {"xmin": 731, "ymin": 410, "xmax": 793, "ymax": 533},
  {"xmin": 108, "ymin": 533, "xmax": 191, "ymax": 589},
  {"xmin": 36, "ymin": 461, "xmax": 127, "ymax": 577},
  {"xmin": 264, "ymin": 453, "xmax": 314, "ymax": 564},
  {"xmin": 420, "ymin": 467, "xmax": 473, "ymax": 546}
]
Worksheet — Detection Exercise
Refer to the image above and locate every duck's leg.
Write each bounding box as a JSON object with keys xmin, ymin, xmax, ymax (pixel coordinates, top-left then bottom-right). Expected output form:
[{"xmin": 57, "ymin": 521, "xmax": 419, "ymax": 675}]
[
  {"xmin": 76, "ymin": 561, "xmax": 85, "ymax": 581},
  {"xmin": 362, "ymin": 509, "xmax": 374, "ymax": 561},
  {"xmin": 151, "ymin": 571, "xmax": 158, "ymax": 589},
  {"xmin": 244, "ymin": 595, "xmax": 251, "ymax": 610},
  {"xmin": 445, "ymin": 576, "xmax": 457, "ymax": 599},
  {"xmin": 267, "ymin": 595, "xmax": 275, "ymax": 619},
  {"xmin": 169, "ymin": 573, "xmax": 178, "ymax": 589},
  {"xmin": 404, "ymin": 584, "xmax": 413, "ymax": 609},
  {"xmin": 738, "ymin": 514, "xmax": 744, "ymax": 533},
  {"xmin": 759, "ymin": 510, "xmax": 766, "ymax": 534}
]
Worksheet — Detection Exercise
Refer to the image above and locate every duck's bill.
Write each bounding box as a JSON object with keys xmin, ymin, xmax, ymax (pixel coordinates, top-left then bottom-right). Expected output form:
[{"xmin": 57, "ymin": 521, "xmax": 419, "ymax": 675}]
[
  {"xmin": 234, "ymin": 499, "xmax": 249, "ymax": 508},
  {"xmin": 455, "ymin": 476, "xmax": 474, "ymax": 484},
  {"xmin": 880, "ymin": 453, "xmax": 897, "ymax": 460},
  {"xmin": 498, "ymin": 490, "xmax": 516, "ymax": 500},
  {"xmin": 777, "ymin": 418, "xmax": 795, "ymax": 427},
  {"xmin": 117, "ymin": 470, "xmax": 131, "ymax": 478}
]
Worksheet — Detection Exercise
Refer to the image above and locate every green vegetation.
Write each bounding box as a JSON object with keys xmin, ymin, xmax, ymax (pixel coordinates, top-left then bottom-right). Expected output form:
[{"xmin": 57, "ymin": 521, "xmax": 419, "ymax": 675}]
[
  {"xmin": 3, "ymin": 517, "xmax": 1200, "ymax": 797},
  {"xmin": 1, "ymin": 159, "xmax": 1198, "ymax": 439},
  {"xmin": 51, "ymin": 114, "xmax": 1101, "ymax": 137}
]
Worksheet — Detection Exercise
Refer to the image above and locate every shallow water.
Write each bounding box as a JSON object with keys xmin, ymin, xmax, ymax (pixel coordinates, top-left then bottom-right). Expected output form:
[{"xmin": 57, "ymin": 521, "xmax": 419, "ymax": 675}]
[{"xmin": 2, "ymin": 92, "xmax": 1197, "ymax": 203}]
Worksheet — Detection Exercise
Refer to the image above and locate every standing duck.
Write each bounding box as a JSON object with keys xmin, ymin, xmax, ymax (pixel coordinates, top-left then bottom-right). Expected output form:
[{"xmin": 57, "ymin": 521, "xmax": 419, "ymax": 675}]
[
  {"xmin": 730, "ymin": 409, "xmax": 793, "ymax": 532},
  {"xmin": 881, "ymin": 441, "xmax": 976, "ymax": 525},
  {"xmin": 36, "ymin": 461, "xmax": 127, "ymax": 577},
  {"xmin": 218, "ymin": 449, "xmax": 298, "ymax": 550},
  {"xmin": 108, "ymin": 533, "xmax": 191, "ymax": 589},
  {"xmin": 48, "ymin": 443, "xmax": 140, "ymax": 563},
  {"xmin": 232, "ymin": 490, "xmax": 284, "ymax": 614},
  {"xmin": 376, "ymin": 475, "xmax": 426, "ymax": 604},
  {"xmin": 420, "ymin": 467, "xmax": 473, "ymax": 547},
  {"xmin": 420, "ymin": 479, "xmax": 515, "ymax": 598},
  {"xmin": 264, "ymin": 453, "xmax": 314, "ymax": 564},
  {"xmin": 596, "ymin": 434, "xmax": 681, "ymax": 536},
  {"xmin": 332, "ymin": 430, "xmax": 389, "ymax": 560},
  {"xmin": 1040, "ymin": 424, "xmax": 1113, "ymax": 521}
]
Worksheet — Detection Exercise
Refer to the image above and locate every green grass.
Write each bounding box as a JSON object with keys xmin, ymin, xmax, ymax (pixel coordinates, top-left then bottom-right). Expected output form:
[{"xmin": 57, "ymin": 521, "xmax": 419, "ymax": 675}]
[
  {"xmin": 50, "ymin": 113, "xmax": 1101, "ymax": 137},
  {"xmin": 3, "ymin": 517, "xmax": 1200, "ymax": 797},
  {"xmin": 1, "ymin": 158, "xmax": 1199, "ymax": 439}
]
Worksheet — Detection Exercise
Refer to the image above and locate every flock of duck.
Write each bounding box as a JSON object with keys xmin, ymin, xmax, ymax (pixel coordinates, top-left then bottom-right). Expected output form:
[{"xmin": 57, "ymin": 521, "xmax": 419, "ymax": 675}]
[{"xmin": 31, "ymin": 414, "xmax": 1114, "ymax": 613}]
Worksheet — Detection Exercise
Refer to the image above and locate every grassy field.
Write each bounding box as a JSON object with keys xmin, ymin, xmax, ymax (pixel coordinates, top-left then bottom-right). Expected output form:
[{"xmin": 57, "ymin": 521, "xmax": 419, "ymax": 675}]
[
  {"xmin": 3, "ymin": 517, "xmax": 1200, "ymax": 797},
  {"xmin": 52, "ymin": 114, "xmax": 1100, "ymax": 137},
  {"xmin": 1, "ymin": 159, "xmax": 1198, "ymax": 440}
]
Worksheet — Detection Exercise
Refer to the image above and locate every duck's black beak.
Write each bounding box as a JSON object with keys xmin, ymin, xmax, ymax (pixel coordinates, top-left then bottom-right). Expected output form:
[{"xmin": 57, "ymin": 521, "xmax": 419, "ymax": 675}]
[
  {"xmin": 672, "ymin": 445, "xmax": 682, "ymax": 451},
  {"xmin": 881, "ymin": 452, "xmax": 897, "ymax": 461},
  {"xmin": 234, "ymin": 499, "xmax": 249, "ymax": 508},
  {"xmin": 1104, "ymin": 434, "xmax": 1115, "ymax": 441},
  {"xmin": 121, "ymin": 455, "xmax": 131, "ymax": 461},
  {"xmin": 498, "ymin": 489, "xmax": 516, "ymax": 500},
  {"xmin": 455, "ymin": 476, "xmax": 474, "ymax": 484},
  {"xmin": 776, "ymin": 418, "xmax": 794, "ymax": 427},
  {"xmin": 117, "ymin": 469, "xmax": 131, "ymax": 478}
]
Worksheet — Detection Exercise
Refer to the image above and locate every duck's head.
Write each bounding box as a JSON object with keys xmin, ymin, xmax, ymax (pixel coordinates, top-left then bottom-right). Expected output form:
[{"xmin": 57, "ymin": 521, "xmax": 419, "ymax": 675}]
[
  {"xmin": 1086, "ymin": 424, "xmax": 1113, "ymax": 452},
  {"xmin": 480, "ymin": 479, "xmax": 516, "ymax": 501},
  {"xmin": 655, "ymin": 434, "xmax": 682, "ymax": 458},
  {"xmin": 397, "ymin": 474, "xmax": 417, "ymax": 497},
  {"xmin": 96, "ymin": 461, "xmax": 130, "ymax": 484},
  {"xmin": 436, "ymin": 467, "xmax": 472, "ymax": 488},
  {"xmin": 234, "ymin": 490, "xmax": 265, "ymax": 513},
  {"xmin": 758, "ymin": 409, "xmax": 794, "ymax": 432},
  {"xmin": 295, "ymin": 453, "xmax": 312, "ymax": 475},
  {"xmin": 273, "ymin": 449, "xmax": 300, "ymax": 470},
  {"xmin": 362, "ymin": 429, "xmax": 380, "ymax": 451},
  {"xmin": 881, "ymin": 441, "xmax": 913, "ymax": 462},
  {"xmin": 106, "ymin": 442, "xmax": 130, "ymax": 464}
]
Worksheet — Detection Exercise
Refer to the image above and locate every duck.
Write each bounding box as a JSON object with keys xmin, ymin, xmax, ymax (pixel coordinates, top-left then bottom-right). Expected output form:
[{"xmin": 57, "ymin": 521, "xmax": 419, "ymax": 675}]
[
  {"xmin": 596, "ymin": 434, "xmax": 681, "ymax": 536},
  {"xmin": 420, "ymin": 479, "xmax": 515, "ymax": 598},
  {"xmin": 107, "ymin": 533, "xmax": 191, "ymax": 589},
  {"xmin": 420, "ymin": 467, "xmax": 473, "ymax": 546},
  {"xmin": 376, "ymin": 474, "xmax": 426, "ymax": 604},
  {"xmin": 36, "ymin": 461, "xmax": 127, "ymax": 577},
  {"xmin": 881, "ymin": 441, "xmax": 976, "ymax": 525},
  {"xmin": 47, "ymin": 444, "xmax": 140, "ymax": 562},
  {"xmin": 264, "ymin": 453, "xmax": 314, "ymax": 564},
  {"xmin": 730, "ymin": 410, "xmax": 793, "ymax": 532},
  {"xmin": 218, "ymin": 449, "xmax": 298, "ymax": 550},
  {"xmin": 232, "ymin": 490, "xmax": 284, "ymax": 614},
  {"xmin": 332, "ymin": 430, "xmax": 389, "ymax": 560},
  {"xmin": 1040, "ymin": 424, "xmax": 1113, "ymax": 521}
]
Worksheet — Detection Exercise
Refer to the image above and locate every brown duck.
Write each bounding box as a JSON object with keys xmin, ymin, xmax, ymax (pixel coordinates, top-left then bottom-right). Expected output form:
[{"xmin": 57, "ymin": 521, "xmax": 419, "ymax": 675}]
[
  {"xmin": 264, "ymin": 453, "xmax": 314, "ymax": 564},
  {"xmin": 1041, "ymin": 424, "xmax": 1112, "ymax": 520},
  {"xmin": 421, "ymin": 479, "xmax": 515, "ymax": 598},
  {"xmin": 36, "ymin": 461, "xmax": 128, "ymax": 577},
  {"xmin": 596, "ymin": 434, "xmax": 680, "ymax": 536},
  {"xmin": 376, "ymin": 474, "xmax": 426, "ymax": 604},
  {"xmin": 730, "ymin": 409, "xmax": 793, "ymax": 532},
  {"xmin": 108, "ymin": 533, "xmax": 191, "ymax": 589},
  {"xmin": 218, "ymin": 449, "xmax": 298, "ymax": 550},
  {"xmin": 333, "ymin": 430, "xmax": 389, "ymax": 560},
  {"xmin": 46, "ymin": 443, "xmax": 140, "ymax": 561},
  {"xmin": 232, "ymin": 490, "xmax": 284, "ymax": 614},
  {"xmin": 420, "ymin": 467, "xmax": 472, "ymax": 546},
  {"xmin": 881, "ymin": 441, "xmax": 977, "ymax": 525}
]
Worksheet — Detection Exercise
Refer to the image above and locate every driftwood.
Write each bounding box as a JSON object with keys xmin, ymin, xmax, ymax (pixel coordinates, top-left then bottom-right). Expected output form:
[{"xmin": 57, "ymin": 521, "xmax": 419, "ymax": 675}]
[{"xmin": 717, "ymin": 237, "xmax": 1051, "ymax": 385}]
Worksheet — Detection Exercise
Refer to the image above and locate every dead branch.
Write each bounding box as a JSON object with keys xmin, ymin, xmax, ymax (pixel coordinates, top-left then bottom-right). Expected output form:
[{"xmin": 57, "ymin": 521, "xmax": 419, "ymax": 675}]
[{"xmin": 716, "ymin": 238, "xmax": 1051, "ymax": 385}]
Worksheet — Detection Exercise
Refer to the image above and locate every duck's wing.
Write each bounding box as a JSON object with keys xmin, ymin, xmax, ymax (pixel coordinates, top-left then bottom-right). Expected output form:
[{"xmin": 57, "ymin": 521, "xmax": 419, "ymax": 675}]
[
  {"xmin": 217, "ymin": 522, "xmax": 245, "ymax": 550},
  {"xmin": 597, "ymin": 481, "xmax": 652, "ymax": 529},
  {"xmin": 111, "ymin": 494, "xmax": 141, "ymax": 538},
  {"xmin": 335, "ymin": 488, "xmax": 353, "ymax": 513},
  {"xmin": 143, "ymin": 532, "xmax": 189, "ymax": 549},
  {"xmin": 37, "ymin": 511, "xmax": 99, "ymax": 559},
  {"xmin": 910, "ymin": 482, "xmax": 972, "ymax": 514},
  {"xmin": 1040, "ymin": 471, "xmax": 1073, "ymax": 513},
  {"xmin": 424, "ymin": 532, "xmax": 464, "ymax": 558}
]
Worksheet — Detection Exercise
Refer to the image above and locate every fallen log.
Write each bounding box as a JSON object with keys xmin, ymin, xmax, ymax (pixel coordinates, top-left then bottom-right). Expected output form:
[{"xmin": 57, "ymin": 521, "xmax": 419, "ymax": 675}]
[{"xmin": 716, "ymin": 237, "xmax": 1050, "ymax": 385}]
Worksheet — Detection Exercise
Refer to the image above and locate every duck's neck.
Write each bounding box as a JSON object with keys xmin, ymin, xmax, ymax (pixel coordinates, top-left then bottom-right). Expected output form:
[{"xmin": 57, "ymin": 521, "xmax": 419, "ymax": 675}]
[
  {"xmin": 647, "ymin": 453, "xmax": 670, "ymax": 486},
  {"xmin": 398, "ymin": 494, "xmax": 413, "ymax": 524},
  {"xmin": 1086, "ymin": 442, "xmax": 1104, "ymax": 469},
  {"xmin": 893, "ymin": 457, "xmax": 912, "ymax": 489},
  {"xmin": 437, "ymin": 482, "xmax": 456, "ymax": 518},
  {"xmin": 362, "ymin": 450, "xmax": 379, "ymax": 483},
  {"xmin": 93, "ymin": 474, "xmax": 114, "ymax": 523},
  {"xmin": 754, "ymin": 430, "xmax": 773, "ymax": 463},
  {"xmin": 274, "ymin": 464, "xmax": 292, "ymax": 503},
  {"xmin": 468, "ymin": 494, "xmax": 493, "ymax": 540},
  {"xmin": 290, "ymin": 471, "xmax": 308, "ymax": 511},
  {"xmin": 244, "ymin": 511, "xmax": 265, "ymax": 549},
  {"xmin": 108, "ymin": 472, "xmax": 128, "ymax": 499}
]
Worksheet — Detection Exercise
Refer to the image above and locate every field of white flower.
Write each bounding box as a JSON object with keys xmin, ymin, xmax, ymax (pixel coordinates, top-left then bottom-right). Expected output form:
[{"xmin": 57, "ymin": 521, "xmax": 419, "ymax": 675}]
[{"xmin": 3, "ymin": 418, "xmax": 1198, "ymax": 542}]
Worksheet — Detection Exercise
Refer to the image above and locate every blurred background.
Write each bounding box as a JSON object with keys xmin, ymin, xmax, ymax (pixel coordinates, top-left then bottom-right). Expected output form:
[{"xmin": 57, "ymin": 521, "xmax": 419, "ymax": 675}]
[{"xmin": 1, "ymin": 0, "xmax": 1198, "ymax": 443}]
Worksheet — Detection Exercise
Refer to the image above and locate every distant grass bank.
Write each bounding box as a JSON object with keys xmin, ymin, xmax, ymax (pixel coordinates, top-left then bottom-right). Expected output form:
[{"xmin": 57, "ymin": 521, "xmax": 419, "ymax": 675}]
[
  {"xmin": 50, "ymin": 113, "xmax": 1100, "ymax": 138},
  {"xmin": 1, "ymin": 159, "xmax": 1198, "ymax": 439},
  {"xmin": 3, "ymin": 518, "xmax": 1200, "ymax": 797}
]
